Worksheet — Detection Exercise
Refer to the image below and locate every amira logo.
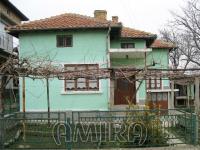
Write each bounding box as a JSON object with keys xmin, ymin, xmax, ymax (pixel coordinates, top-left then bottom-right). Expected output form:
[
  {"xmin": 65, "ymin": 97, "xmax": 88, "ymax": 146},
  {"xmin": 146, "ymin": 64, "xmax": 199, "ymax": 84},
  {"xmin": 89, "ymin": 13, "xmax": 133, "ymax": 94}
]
[{"xmin": 52, "ymin": 121, "xmax": 147, "ymax": 145}]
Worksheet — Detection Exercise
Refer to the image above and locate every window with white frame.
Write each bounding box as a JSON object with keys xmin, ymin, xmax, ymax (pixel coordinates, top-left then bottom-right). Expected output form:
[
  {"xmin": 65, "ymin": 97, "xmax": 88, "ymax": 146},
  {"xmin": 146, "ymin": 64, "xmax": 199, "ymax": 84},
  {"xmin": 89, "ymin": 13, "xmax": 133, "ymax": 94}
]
[
  {"xmin": 64, "ymin": 64, "xmax": 99, "ymax": 91},
  {"xmin": 146, "ymin": 77, "xmax": 161, "ymax": 89},
  {"xmin": 150, "ymin": 92, "xmax": 168, "ymax": 101}
]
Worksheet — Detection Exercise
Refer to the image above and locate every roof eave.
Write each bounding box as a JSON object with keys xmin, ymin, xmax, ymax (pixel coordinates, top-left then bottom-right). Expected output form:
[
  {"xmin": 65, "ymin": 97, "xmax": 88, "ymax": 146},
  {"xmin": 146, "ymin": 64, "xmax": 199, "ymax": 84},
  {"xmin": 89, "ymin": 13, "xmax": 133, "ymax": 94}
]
[
  {"xmin": 151, "ymin": 46, "xmax": 177, "ymax": 50},
  {"xmin": 2, "ymin": 0, "xmax": 29, "ymax": 21},
  {"xmin": 120, "ymin": 34, "xmax": 157, "ymax": 39},
  {"xmin": 7, "ymin": 25, "xmax": 122, "ymax": 37}
]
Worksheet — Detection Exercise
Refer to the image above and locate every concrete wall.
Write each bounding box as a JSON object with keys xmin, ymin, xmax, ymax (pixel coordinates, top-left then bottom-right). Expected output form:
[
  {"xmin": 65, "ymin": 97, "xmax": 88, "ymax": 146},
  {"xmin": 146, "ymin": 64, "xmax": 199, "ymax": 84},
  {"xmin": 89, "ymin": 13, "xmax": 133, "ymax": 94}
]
[{"xmin": 19, "ymin": 29, "xmax": 110, "ymax": 111}]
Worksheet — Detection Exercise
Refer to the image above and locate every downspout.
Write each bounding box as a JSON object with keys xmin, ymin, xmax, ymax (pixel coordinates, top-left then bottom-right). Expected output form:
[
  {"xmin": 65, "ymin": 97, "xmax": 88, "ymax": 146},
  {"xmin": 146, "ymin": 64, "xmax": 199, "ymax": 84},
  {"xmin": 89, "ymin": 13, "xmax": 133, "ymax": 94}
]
[
  {"xmin": 106, "ymin": 25, "xmax": 111, "ymax": 110},
  {"xmin": 106, "ymin": 25, "xmax": 111, "ymax": 67}
]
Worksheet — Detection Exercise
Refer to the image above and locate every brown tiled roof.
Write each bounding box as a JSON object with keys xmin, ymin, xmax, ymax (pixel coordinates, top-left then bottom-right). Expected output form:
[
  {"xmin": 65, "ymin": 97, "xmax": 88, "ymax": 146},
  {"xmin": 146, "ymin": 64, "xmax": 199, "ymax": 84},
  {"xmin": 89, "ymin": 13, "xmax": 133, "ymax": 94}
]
[
  {"xmin": 150, "ymin": 39, "xmax": 176, "ymax": 49},
  {"xmin": 7, "ymin": 12, "xmax": 157, "ymax": 39},
  {"xmin": 7, "ymin": 13, "xmax": 121, "ymax": 32},
  {"xmin": 121, "ymin": 27, "xmax": 156, "ymax": 38}
]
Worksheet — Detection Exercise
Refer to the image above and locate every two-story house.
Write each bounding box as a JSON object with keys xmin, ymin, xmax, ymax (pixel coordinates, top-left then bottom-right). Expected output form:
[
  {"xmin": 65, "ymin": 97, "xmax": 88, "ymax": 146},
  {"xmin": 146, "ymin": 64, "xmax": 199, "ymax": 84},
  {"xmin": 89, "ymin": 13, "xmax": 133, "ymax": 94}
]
[
  {"xmin": 0, "ymin": 0, "xmax": 28, "ymax": 113},
  {"xmin": 7, "ymin": 10, "xmax": 175, "ymax": 111}
]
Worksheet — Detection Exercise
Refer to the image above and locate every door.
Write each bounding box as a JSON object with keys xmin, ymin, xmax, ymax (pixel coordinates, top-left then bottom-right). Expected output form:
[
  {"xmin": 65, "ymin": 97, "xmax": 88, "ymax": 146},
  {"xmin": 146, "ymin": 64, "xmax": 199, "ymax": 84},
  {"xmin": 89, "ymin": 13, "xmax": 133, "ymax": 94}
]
[{"xmin": 114, "ymin": 77, "xmax": 136, "ymax": 105}]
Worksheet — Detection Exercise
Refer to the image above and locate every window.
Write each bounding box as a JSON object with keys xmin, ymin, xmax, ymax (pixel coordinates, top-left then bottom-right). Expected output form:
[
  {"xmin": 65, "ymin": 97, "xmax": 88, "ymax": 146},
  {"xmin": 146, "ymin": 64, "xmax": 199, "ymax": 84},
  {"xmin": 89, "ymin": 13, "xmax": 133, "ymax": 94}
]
[
  {"xmin": 175, "ymin": 84, "xmax": 187, "ymax": 96},
  {"xmin": 121, "ymin": 43, "xmax": 135, "ymax": 48},
  {"xmin": 7, "ymin": 10, "xmax": 10, "ymax": 15},
  {"xmin": 147, "ymin": 77, "xmax": 161, "ymax": 89},
  {"xmin": 57, "ymin": 35, "xmax": 72, "ymax": 47},
  {"xmin": 150, "ymin": 92, "xmax": 168, "ymax": 102},
  {"xmin": 64, "ymin": 64, "xmax": 99, "ymax": 91}
]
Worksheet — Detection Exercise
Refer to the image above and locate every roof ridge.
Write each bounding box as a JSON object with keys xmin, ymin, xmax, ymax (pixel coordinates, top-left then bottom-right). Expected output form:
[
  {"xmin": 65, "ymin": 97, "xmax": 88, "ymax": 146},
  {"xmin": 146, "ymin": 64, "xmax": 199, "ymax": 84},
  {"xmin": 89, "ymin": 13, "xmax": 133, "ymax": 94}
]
[
  {"xmin": 7, "ymin": 12, "xmax": 158, "ymax": 40},
  {"xmin": 21, "ymin": 12, "xmax": 115, "ymax": 26}
]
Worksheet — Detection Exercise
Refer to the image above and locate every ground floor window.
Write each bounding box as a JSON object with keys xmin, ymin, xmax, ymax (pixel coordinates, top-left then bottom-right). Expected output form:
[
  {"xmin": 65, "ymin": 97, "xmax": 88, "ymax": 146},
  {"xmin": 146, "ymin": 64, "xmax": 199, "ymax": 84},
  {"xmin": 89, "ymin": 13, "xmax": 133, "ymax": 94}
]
[
  {"xmin": 150, "ymin": 92, "xmax": 168, "ymax": 101},
  {"xmin": 149, "ymin": 92, "xmax": 168, "ymax": 109},
  {"xmin": 64, "ymin": 64, "xmax": 99, "ymax": 91}
]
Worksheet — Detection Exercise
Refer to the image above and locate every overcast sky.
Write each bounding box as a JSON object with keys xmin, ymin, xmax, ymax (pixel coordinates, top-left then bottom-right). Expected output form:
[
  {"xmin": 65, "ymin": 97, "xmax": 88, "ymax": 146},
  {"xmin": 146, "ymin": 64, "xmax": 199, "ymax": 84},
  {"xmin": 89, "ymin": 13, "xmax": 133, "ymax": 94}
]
[{"xmin": 10, "ymin": 0, "xmax": 186, "ymax": 34}]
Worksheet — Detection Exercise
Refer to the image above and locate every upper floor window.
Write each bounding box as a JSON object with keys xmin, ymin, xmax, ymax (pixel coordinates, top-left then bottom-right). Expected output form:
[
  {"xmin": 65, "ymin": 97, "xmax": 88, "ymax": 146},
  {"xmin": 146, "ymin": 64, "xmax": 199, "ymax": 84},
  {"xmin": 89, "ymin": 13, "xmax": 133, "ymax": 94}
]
[
  {"xmin": 7, "ymin": 10, "xmax": 10, "ymax": 15},
  {"xmin": 121, "ymin": 43, "xmax": 135, "ymax": 48},
  {"xmin": 147, "ymin": 77, "xmax": 161, "ymax": 89},
  {"xmin": 64, "ymin": 64, "xmax": 99, "ymax": 91},
  {"xmin": 57, "ymin": 35, "xmax": 72, "ymax": 47}
]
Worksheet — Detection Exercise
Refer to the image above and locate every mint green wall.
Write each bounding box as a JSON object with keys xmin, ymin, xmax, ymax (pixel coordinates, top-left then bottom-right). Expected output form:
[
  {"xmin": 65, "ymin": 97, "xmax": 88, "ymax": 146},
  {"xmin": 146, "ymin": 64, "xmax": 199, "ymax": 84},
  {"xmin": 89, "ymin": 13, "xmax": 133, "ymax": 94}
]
[
  {"xmin": 110, "ymin": 39, "xmax": 146, "ymax": 49},
  {"xmin": 111, "ymin": 49, "xmax": 169, "ymax": 69},
  {"xmin": 19, "ymin": 30, "xmax": 109, "ymax": 111}
]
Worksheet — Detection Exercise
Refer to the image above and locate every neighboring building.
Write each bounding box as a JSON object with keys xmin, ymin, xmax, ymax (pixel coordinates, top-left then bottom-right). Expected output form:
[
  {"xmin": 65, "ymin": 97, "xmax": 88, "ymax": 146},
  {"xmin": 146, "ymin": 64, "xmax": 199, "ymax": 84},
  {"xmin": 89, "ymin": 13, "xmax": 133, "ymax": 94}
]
[
  {"xmin": 174, "ymin": 81, "xmax": 194, "ymax": 108},
  {"xmin": 0, "ymin": 0, "xmax": 28, "ymax": 113},
  {"xmin": 7, "ymin": 10, "xmax": 175, "ymax": 111}
]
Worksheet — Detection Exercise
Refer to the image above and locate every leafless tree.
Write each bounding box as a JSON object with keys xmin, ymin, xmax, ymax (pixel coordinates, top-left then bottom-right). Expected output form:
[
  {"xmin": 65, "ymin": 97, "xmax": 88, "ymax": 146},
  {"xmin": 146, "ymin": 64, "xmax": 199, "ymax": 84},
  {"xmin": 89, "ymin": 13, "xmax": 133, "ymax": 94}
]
[{"xmin": 160, "ymin": 0, "xmax": 200, "ymax": 69}]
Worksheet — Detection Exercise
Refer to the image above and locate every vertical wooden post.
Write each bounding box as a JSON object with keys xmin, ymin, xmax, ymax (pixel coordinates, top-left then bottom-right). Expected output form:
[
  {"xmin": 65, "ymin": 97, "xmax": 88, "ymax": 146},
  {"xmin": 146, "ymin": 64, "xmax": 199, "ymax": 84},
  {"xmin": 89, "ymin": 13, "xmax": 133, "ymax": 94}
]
[
  {"xmin": 144, "ymin": 52, "xmax": 147, "ymax": 71},
  {"xmin": 46, "ymin": 78, "xmax": 50, "ymax": 122},
  {"xmin": 170, "ymin": 81, "xmax": 174, "ymax": 109},
  {"xmin": 195, "ymin": 77, "xmax": 199, "ymax": 144},
  {"xmin": 195, "ymin": 77, "xmax": 199, "ymax": 114},
  {"xmin": 144, "ymin": 52, "xmax": 148, "ymax": 104},
  {"xmin": 187, "ymin": 83, "xmax": 191, "ymax": 108},
  {"xmin": 22, "ymin": 77, "xmax": 26, "ymax": 113}
]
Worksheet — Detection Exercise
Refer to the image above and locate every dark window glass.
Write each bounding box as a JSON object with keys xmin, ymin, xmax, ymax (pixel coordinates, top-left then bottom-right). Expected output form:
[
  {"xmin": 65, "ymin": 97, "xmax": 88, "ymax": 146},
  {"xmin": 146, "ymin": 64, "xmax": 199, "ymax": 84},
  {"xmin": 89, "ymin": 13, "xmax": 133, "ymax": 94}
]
[
  {"xmin": 121, "ymin": 43, "xmax": 135, "ymax": 48},
  {"xmin": 57, "ymin": 35, "xmax": 72, "ymax": 47}
]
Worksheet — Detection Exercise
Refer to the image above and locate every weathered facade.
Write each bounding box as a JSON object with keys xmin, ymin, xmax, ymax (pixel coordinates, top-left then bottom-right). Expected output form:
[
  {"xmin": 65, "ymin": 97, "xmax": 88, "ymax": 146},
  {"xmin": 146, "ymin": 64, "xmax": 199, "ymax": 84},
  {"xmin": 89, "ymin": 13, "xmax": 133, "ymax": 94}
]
[
  {"xmin": 7, "ymin": 10, "xmax": 175, "ymax": 111},
  {"xmin": 0, "ymin": 0, "xmax": 28, "ymax": 113}
]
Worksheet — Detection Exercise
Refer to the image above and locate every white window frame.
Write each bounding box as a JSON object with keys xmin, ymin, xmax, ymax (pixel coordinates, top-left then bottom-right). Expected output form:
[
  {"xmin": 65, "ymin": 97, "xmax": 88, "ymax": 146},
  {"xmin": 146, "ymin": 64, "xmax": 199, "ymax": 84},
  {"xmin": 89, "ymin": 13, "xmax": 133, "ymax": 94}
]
[{"xmin": 61, "ymin": 63, "xmax": 102, "ymax": 94}]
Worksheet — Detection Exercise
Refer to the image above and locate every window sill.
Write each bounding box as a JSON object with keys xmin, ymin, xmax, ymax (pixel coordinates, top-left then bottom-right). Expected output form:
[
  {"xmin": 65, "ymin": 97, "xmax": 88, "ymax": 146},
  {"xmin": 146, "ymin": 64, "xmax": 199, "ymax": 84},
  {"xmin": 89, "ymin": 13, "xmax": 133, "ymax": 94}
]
[
  {"xmin": 147, "ymin": 89, "xmax": 179, "ymax": 92},
  {"xmin": 61, "ymin": 90, "xmax": 103, "ymax": 95}
]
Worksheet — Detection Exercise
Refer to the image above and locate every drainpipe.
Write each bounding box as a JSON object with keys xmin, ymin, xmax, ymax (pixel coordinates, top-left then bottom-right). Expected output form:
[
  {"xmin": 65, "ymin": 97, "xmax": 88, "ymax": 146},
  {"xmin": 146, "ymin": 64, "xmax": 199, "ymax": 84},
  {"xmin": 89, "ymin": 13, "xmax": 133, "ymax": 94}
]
[
  {"xmin": 106, "ymin": 25, "xmax": 111, "ymax": 67},
  {"xmin": 106, "ymin": 25, "xmax": 111, "ymax": 110}
]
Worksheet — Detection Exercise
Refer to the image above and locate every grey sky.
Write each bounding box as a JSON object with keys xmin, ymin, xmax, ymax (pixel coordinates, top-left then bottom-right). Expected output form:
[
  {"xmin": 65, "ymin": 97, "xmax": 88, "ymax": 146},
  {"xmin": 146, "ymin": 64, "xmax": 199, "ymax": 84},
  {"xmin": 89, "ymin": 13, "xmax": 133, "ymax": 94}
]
[{"xmin": 10, "ymin": 0, "xmax": 186, "ymax": 34}]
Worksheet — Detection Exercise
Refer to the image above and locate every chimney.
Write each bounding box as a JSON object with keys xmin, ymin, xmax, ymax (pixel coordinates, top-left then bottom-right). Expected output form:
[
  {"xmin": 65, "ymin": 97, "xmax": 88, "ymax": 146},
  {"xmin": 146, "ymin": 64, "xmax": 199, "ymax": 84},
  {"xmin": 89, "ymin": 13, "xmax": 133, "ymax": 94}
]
[
  {"xmin": 94, "ymin": 10, "xmax": 107, "ymax": 20},
  {"xmin": 112, "ymin": 16, "xmax": 118, "ymax": 23}
]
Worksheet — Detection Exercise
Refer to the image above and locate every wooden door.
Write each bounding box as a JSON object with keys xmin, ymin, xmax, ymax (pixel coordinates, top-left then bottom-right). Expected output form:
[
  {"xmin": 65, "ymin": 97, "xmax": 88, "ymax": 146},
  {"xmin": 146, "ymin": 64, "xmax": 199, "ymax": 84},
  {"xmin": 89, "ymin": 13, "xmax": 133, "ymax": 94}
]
[{"xmin": 114, "ymin": 78, "xmax": 136, "ymax": 105}]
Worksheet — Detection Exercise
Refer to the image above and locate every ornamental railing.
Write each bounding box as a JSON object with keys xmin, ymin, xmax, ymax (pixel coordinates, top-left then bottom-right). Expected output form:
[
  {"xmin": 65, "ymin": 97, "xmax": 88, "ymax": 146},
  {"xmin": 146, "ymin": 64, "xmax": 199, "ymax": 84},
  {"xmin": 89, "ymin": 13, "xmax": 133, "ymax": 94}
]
[{"xmin": 0, "ymin": 108, "xmax": 197, "ymax": 149}]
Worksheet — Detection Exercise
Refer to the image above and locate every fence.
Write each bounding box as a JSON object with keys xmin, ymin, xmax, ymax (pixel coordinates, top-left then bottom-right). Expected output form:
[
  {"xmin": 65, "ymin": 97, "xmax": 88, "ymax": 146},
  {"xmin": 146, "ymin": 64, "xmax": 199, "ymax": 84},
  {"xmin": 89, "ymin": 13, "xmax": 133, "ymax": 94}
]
[{"xmin": 0, "ymin": 108, "xmax": 197, "ymax": 149}]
